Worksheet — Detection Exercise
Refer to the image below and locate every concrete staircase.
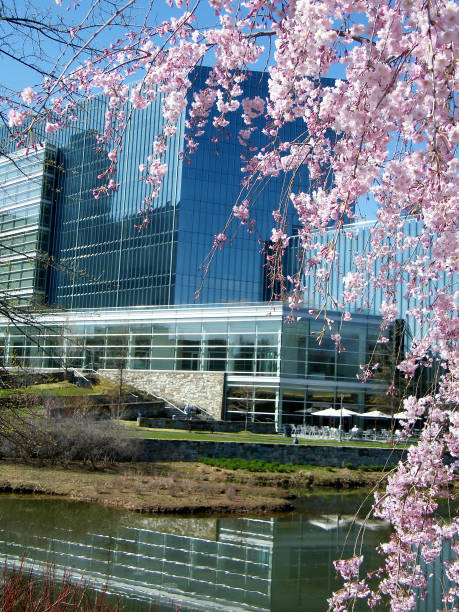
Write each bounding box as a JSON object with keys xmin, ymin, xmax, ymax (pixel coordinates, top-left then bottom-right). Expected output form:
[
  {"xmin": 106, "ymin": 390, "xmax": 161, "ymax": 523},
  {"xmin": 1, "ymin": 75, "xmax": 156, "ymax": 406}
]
[
  {"xmin": 162, "ymin": 402, "xmax": 187, "ymax": 420},
  {"xmin": 149, "ymin": 394, "xmax": 215, "ymax": 422}
]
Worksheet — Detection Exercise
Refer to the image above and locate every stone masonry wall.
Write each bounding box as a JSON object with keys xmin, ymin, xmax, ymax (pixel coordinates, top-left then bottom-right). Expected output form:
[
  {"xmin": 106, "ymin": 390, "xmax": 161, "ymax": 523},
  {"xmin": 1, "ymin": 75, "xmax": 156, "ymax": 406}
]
[
  {"xmin": 137, "ymin": 417, "xmax": 276, "ymax": 434},
  {"xmin": 99, "ymin": 369, "xmax": 225, "ymax": 419},
  {"xmin": 128, "ymin": 438, "xmax": 407, "ymax": 468}
]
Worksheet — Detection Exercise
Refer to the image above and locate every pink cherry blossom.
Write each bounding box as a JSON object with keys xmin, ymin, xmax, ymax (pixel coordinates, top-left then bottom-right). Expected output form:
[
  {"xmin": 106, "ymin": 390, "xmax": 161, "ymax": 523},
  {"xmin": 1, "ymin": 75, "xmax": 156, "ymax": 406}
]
[
  {"xmin": 20, "ymin": 87, "xmax": 36, "ymax": 105},
  {"xmin": 213, "ymin": 232, "xmax": 227, "ymax": 249},
  {"xmin": 7, "ymin": 109, "xmax": 27, "ymax": 127},
  {"xmin": 270, "ymin": 228, "xmax": 289, "ymax": 249},
  {"xmin": 233, "ymin": 201, "xmax": 250, "ymax": 224},
  {"xmin": 44, "ymin": 121, "xmax": 61, "ymax": 134}
]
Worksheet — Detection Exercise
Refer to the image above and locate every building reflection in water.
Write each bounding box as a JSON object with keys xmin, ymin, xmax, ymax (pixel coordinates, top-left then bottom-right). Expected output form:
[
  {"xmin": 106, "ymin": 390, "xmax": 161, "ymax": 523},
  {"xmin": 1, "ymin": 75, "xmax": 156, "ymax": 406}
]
[{"xmin": 0, "ymin": 497, "xmax": 453, "ymax": 611}]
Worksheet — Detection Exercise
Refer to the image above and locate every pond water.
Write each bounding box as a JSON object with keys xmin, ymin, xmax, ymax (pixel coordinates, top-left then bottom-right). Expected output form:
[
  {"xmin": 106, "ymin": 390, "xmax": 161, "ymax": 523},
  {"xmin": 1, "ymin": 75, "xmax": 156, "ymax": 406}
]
[{"xmin": 0, "ymin": 494, "xmax": 452, "ymax": 611}]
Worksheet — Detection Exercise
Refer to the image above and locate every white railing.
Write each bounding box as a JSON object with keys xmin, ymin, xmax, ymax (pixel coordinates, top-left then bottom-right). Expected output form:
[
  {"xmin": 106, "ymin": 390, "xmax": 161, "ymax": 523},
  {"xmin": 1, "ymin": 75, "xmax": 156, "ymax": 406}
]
[
  {"xmin": 150, "ymin": 394, "xmax": 215, "ymax": 421},
  {"xmin": 194, "ymin": 406, "xmax": 216, "ymax": 421},
  {"xmin": 152, "ymin": 393, "xmax": 187, "ymax": 416}
]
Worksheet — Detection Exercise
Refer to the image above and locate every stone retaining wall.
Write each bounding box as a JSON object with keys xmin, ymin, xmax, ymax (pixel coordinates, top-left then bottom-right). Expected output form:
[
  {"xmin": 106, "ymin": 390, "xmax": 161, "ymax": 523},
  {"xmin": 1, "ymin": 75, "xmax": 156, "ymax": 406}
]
[
  {"xmin": 137, "ymin": 418, "xmax": 276, "ymax": 434},
  {"xmin": 129, "ymin": 438, "xmax": 406, "ymax": 468},
  {"xmin": 100, "ymin": 369, "xmax": 225, "ymax": 419}
]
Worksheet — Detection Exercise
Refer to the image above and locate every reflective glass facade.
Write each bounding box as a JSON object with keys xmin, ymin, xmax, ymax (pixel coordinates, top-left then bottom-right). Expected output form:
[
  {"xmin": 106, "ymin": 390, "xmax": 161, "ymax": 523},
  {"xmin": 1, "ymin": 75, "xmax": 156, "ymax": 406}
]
[
  {"xmin": 47, "ymin": 95, "xmax": 184, "ymax": 308},
  {"xmin": 288, "ymin": 217, "xmax": 453, "ymax": 343},
  {"xmin": 173, "ymin": 68, "xmax": 329, "ymax": 304},
  {"xmin": 0, "ymin": 303, "xmax": 396, "ymax": 426},
  {"xmin": 1, "ymin": 68, "xmax": 334, "ymax": 309},
  {"xmin": 0, "ymin": 145, "xmax": 57, "ymax": 303}
]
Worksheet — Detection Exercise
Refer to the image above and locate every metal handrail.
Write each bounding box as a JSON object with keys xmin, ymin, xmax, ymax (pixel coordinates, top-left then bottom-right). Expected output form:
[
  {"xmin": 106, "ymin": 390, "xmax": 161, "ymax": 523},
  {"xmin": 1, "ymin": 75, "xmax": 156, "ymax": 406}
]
[
  {"xmin": 153, "ymin": 394, "xmax": 215, "ymax": 421},
  {"xmin": 150, "ymin": 392, "xmax": 187, "ymax": 416},
  {"xmin": 71, "ymin": 368, "xmax": 92, "ymax": 386},
  {"xmin": 194, "ymin": 406, "xmax": 215, "ymax": 421}
]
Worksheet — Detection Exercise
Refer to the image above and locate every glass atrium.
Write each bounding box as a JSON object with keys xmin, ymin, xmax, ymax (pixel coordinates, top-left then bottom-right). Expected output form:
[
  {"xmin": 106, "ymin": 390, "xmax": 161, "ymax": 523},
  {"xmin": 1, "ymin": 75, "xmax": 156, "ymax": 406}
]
[{"xmin": 0, "ymin": 303, "xmax": 396, "ymax": 426}]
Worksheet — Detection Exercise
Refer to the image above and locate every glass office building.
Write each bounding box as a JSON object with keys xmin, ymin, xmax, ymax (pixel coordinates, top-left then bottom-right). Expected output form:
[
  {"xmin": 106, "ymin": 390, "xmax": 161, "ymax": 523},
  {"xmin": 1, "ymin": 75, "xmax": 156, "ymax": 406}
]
[{"xmin": 0, "ymin": 69, "xmax": 428, "ymax": 426}]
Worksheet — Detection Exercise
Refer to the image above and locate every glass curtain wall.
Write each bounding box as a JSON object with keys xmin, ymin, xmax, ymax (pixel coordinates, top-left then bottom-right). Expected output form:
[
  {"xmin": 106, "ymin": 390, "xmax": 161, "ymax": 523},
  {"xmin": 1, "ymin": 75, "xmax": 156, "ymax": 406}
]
[
  {"xmin": 48, "ymin": 95, "xmax": 184, "ymax": 309},
  {"xmin": 0, "ymin": 145, "xmax": 57, "ymax": 303},
  {"xmin": 175, "ymin": 67, "xmax": 336, "ymax": 305},
  {"xmin": 291, "ymin": 217, "xmax": 451, "ymax": 345},
  {"xmin": 0, "ymin": 311, "xmax": 281, "ymax": 377}
]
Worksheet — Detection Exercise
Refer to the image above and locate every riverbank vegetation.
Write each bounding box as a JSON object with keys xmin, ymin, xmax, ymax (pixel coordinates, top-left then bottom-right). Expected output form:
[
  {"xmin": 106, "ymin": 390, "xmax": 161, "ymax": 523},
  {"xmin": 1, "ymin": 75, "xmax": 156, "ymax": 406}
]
[
  {"xmin": 0, "ymin": 411, "xmax": 129, "ymax": 469},
  {"xmin": 0, "ymin": 460, "xmax": 390, "ymax": 515}
]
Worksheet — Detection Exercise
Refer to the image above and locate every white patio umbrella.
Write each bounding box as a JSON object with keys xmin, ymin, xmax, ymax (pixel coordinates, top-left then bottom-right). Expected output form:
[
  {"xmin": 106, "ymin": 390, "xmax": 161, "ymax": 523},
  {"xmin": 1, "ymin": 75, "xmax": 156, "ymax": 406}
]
[
  {"xmin": 360, "ymin": 409, "xmax": 393, "ymax": 431},
  {"xmin": 312, "ymin": 407, "xmax": 341, "ymax": 417},
  {"xmin": 312, "ymin": 407, "xmax": 359, "ymax": 417},
  {"xmin": 360, "ymin": 410, "xmax": 392, "ymax": 419},
  {"xmin": 337, "ymin": 408, "xmax": 361, "ymax": 417},
  {"xmin": 392, "ymin": 412, "xmax": 424, "ymax": 424},
  {"xmin": 312, "ymin": 408, "xmax": 360, "ymax": 440}
]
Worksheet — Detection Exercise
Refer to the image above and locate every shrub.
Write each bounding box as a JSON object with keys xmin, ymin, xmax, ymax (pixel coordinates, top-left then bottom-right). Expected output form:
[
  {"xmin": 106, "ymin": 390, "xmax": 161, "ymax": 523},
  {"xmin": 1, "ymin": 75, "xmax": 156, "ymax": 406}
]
[
  {"xmin": 198, "ymin": 457, "xmax": 298, "ymax": 472},
  {"xmin": 0, "ymin": 406, "xmax": 132, "ymax": 468},
  {"xmin": 356, "ymin": 464, "xmax": 395, "ymax": 472},
  {"xmin": 0, "ymin": 560, "xmax": 122, "ymax": 611}
]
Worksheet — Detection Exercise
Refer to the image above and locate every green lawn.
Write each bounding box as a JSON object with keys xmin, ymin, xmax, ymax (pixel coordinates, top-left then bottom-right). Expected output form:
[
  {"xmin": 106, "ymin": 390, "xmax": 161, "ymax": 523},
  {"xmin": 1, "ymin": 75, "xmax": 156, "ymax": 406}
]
[
  {"xmin": 0, "ymin": 378, "xmax": 122, "ymax": 398},
  {"xmin": 0, "ymin": 381, "xmax": 89, "ymax": 397},
  {"xmin": 121, "ymin": 421, "xmax": 403, "ymax": 448}
]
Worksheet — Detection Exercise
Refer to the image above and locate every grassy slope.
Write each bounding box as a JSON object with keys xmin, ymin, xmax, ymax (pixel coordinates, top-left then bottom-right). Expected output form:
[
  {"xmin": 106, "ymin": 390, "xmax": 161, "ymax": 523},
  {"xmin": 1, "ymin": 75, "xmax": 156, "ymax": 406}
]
[{"xmin": 0, "ymin": 379, "xmax": 123, "ymax": 397}]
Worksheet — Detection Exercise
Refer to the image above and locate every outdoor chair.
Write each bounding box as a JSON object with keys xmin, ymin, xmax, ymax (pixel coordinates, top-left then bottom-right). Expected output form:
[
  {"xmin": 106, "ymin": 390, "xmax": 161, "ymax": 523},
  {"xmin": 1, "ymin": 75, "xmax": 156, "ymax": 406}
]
[{"xmin": 296, "ymin": 426, "xmax": 308, "ymax": 438}]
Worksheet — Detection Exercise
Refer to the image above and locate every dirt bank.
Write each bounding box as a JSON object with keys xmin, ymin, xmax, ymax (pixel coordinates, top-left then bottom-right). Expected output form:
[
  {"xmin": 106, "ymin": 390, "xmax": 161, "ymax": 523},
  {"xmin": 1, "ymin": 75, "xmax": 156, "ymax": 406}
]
[{"xmin": 0, "ymin": 461, "xmax": 388, "ymax": 515}]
